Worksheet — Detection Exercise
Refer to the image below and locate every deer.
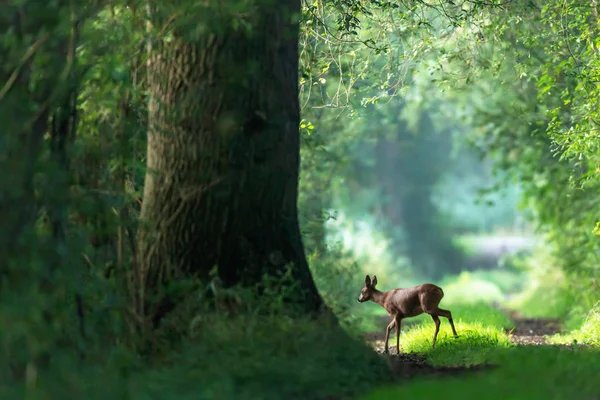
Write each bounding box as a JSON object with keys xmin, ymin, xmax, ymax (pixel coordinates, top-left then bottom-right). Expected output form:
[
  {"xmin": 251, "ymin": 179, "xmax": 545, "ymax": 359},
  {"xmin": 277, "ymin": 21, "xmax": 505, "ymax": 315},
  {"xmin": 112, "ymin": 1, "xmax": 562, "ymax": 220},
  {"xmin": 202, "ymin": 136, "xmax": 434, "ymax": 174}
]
[{"xmin": 357, "ymin": 275, "xmax": 458, "ymax": 354}]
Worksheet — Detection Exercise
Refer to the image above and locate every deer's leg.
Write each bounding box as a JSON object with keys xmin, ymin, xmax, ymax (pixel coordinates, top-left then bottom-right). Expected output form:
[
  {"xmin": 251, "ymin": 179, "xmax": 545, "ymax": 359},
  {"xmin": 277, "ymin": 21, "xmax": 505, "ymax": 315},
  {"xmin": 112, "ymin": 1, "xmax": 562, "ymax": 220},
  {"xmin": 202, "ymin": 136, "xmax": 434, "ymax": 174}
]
[
  {"xmin": 437, "ymin": 308, "xmax": 458, "ymax": 337},
  {"xmin": 431, "ymin": 314, "xmax": 441, "ymax": 347},
  {"xmin": 384, "ymin": 320, "xmax": 395, "ymax": 354},
  {"xmin": 395, "ymin": 317, "xmax": 402, "ymax": 355}
]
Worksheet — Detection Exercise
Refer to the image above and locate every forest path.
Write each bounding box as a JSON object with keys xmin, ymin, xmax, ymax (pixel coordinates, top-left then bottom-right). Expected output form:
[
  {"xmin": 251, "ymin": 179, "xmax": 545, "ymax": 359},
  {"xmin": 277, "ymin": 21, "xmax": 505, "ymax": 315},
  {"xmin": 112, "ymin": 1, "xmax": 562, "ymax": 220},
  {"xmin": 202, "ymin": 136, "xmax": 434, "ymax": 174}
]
[{"xmin": 504, "ymin": 310, "xmax": 562, "ymax": 346}]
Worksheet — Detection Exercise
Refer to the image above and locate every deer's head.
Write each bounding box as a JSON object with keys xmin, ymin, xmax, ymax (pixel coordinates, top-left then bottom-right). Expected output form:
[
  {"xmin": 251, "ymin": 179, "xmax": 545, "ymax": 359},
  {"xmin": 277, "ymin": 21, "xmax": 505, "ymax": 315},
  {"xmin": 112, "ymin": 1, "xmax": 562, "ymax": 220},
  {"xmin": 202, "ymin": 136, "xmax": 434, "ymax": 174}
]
[{"xmin": 357, "ymin": 274, "xmax": 378, "ymax": 302}]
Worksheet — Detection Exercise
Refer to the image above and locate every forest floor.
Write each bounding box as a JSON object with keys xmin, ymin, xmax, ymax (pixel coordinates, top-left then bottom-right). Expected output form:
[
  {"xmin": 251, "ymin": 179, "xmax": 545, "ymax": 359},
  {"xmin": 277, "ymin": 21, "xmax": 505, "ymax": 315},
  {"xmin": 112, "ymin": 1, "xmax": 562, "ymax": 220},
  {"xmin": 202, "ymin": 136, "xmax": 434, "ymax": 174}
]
[{"xmin": 363, "ymin": 309, "xmax": 564, "ymax": 381}]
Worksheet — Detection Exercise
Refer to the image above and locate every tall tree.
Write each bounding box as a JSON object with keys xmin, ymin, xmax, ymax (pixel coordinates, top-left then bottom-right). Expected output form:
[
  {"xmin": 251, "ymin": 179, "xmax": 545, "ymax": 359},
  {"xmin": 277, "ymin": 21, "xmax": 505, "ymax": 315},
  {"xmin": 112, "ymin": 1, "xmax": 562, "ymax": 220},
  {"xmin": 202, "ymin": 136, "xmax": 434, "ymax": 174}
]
[{"xmin": 138, "ymin": 0, "xmax": 327, "ymax": 326}]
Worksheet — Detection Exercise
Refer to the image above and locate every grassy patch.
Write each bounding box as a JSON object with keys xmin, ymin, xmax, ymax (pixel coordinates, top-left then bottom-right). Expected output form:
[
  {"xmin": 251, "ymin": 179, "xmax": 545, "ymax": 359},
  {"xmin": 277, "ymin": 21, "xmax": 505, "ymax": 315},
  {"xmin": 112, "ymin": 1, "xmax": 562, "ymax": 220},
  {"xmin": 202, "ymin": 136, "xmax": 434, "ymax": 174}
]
[
  {"xmin": 5, "ymin": 315, "xmax": 392, "ymax": 400},
  {"xmin": 549, "ymin": 302, "xmax": 600, "ymax": 347},
  {"xmin": 369, "ymin": 302, "xmax": 515, "ymax": 367},
  {"xmin": 400, "ymin": 320, "xmax": 512, "ymax": 367},
  {"xmin": 361, "ymin": 346, "xmax": 600, "ymax": 400}
]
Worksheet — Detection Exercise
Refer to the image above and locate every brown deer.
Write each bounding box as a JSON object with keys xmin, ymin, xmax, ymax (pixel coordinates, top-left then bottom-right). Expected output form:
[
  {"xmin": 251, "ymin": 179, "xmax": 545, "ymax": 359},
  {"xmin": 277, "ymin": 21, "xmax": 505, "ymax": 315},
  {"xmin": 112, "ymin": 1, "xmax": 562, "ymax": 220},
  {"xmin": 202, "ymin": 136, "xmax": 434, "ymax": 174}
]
[{"xmin": 357, "ymin": 275, "xmax": 458, "ymax": 354}]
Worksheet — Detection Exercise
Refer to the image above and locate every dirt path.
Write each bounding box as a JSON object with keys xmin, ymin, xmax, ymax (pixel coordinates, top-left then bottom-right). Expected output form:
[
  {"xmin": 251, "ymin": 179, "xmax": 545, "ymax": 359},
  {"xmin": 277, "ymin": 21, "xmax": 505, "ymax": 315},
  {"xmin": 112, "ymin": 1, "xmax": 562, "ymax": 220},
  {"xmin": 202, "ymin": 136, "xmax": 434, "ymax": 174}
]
[{"xmin": 505, "ymin": 310, "xmax": 562, "ymax": 345}]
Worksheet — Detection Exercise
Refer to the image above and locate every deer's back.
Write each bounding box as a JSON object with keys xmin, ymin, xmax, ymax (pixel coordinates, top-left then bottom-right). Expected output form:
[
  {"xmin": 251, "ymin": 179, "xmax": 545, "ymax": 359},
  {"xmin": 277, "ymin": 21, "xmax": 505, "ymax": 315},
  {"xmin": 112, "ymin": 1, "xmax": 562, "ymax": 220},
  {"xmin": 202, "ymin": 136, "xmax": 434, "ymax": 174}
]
[{"xmin": 383, "ymin": 283, "xmax": 443, "ymax": 318}]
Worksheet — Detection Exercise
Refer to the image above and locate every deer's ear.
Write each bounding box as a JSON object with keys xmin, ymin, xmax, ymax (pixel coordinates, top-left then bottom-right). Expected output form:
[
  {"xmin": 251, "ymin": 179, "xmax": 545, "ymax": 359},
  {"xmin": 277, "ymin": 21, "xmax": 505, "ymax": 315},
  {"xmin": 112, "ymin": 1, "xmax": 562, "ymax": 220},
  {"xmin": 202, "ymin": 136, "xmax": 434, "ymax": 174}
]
[
  {"xmin": 372, "ymin": 275, "xmax": 378, "ymax": 287},
  {"xmin": 364, "ymin": 275, "xmax": 371, "ymax": 286}
]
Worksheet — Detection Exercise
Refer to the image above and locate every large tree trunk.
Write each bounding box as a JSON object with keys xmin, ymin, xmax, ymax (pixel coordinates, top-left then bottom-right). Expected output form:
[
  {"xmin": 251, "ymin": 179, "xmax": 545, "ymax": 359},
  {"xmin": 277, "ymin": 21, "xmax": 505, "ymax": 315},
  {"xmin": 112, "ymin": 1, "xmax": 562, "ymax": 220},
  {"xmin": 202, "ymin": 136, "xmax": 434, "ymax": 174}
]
[{"xmin": 138, "ymin": 0, "xmax": 327, "ymax": 326}]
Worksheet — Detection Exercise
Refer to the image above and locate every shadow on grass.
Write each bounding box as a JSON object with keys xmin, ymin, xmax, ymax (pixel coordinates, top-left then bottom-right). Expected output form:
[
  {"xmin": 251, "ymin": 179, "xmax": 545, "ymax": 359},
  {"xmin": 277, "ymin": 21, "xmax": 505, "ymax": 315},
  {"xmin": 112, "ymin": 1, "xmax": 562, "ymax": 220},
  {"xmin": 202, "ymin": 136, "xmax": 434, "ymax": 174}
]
[
  {"xmin": 2, "ymin": 315, "xmax": 393, "ymax": 400},
  {"xmin": 361, "ymin": 345, "xmax": 600, "ymax": 400}
]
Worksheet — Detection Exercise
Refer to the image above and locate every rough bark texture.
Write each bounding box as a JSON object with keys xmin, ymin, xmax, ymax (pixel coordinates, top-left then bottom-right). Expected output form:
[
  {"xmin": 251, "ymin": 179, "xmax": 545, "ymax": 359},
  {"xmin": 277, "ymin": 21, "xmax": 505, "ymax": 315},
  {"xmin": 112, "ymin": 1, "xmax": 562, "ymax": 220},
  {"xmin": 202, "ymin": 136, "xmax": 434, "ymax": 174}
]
[{"xmin": 138, "ymin": 0, "xmax": 326, "ymax": 325}]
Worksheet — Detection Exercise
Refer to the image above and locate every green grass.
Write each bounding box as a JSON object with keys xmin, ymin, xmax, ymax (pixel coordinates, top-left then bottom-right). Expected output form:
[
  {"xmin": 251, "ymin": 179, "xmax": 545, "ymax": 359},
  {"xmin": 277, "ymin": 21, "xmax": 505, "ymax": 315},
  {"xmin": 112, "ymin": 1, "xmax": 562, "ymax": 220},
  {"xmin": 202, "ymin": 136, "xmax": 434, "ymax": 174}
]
[
  {"xmin": 400, "ymin": 320, "xmax": 512, "ymax": 366},
  {"xmin": 359, "ymin": 269, "xmax": 600, "ymax": 400},
  {"xmin": 394, "ymin": 302, "xmax": 514, "ymax": 367},
  {"xmin": 361, "ymin": 346, "xmax": 600, "ymax": 400},
  {"xmin": 1, "ymin": 315, "xmax": 392, "ymax": 400},
  {"xmin": 549, "ymin": 302, "xmax": 600, "ymax": 347},
  {"xmin": 450, "ymin": 302, "xmax": 515, "ymax": 329}
]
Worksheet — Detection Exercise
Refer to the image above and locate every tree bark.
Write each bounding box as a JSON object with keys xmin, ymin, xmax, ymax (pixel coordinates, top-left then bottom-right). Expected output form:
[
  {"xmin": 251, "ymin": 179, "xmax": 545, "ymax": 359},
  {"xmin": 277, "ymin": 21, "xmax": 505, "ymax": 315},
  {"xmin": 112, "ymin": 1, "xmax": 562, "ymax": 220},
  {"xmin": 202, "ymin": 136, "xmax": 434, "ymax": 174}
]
[{"xmin": 138, "ymin": 0, "xmax": 327, "ymax": 326}]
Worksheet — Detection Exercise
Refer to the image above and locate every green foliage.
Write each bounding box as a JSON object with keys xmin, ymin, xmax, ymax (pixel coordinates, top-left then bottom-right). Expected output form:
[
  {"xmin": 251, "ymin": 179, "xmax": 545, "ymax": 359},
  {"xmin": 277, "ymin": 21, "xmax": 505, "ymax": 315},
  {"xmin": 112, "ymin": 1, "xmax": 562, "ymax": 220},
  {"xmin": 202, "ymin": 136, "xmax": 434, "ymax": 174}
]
[
  {"xmin": 5, "ymin": 0, "xmax": 600, "ymax": 398},
  {"xmin": 503, "ymin": 247, "xmax": 591, "ymax": 327},
  {"xmin": 307, "ymin": 245, "xmax": 377, "ymax": 332},
  {"xmin": 398, "ymin": 0, "xmax": 600, "ymax": 326},
  {"xmin": 550, "ymin": 302, "xmax": 600, "ymax": 347}
]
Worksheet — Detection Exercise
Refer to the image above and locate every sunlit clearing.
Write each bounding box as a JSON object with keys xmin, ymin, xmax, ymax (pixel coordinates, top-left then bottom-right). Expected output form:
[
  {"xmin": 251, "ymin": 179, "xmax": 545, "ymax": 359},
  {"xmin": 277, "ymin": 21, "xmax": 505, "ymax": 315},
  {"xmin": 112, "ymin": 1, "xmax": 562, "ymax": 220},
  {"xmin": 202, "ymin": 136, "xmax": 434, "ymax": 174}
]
[{"xmin": 400, "ymin": 321, "xmax": 512, "ymax": 367}]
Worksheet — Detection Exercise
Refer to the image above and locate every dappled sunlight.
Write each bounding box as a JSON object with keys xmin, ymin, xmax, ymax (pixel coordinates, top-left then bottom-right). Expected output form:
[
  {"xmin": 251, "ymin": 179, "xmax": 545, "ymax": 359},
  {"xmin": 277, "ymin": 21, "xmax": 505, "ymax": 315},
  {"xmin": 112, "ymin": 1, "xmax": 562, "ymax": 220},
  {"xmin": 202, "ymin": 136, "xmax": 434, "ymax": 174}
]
[{"xmin": 400, "ymin": 320, "xmax": 512, "ymax": 367}]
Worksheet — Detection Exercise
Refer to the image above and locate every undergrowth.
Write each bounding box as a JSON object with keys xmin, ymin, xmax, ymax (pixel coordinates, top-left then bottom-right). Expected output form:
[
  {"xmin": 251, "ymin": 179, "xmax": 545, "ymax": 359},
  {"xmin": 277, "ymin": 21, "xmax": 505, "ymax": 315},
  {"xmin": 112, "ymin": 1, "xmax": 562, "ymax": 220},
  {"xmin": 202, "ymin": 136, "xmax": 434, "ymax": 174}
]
[
  {"xmin": 505, "ymin": 264, "xmax": 573, "ymax": 320},
  {"xmin": 1, "ymin": 314, "xmax": 391, "ymax": 400},
  {"xmin": 549, "ymin": 302, "xmax": 600, "ymax": 347},
  {"xmin": 502, "ymin": 246, "xmax": 600, "ymax": 331}
]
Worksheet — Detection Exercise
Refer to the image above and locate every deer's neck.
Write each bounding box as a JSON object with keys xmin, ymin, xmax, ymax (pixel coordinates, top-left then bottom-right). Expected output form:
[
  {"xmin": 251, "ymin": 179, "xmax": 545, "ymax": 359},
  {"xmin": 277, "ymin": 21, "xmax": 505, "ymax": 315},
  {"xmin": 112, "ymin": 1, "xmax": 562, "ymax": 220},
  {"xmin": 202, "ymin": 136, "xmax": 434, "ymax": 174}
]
[{"xmin": 371, "ymin": 290, "xmax": 388, "ymax": 308}]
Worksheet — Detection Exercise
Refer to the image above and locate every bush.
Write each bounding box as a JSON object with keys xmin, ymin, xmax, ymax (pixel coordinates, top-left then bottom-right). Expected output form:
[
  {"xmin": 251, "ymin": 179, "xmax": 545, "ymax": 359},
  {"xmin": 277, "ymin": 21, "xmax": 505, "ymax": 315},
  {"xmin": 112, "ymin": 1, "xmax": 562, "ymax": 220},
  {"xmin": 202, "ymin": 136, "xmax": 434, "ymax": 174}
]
[
  {"xmin": 504, "ymin": 251, "xmax": 574, "ymax": 321},
  {"xmin": 550, "ymin": 302, "xmax": 600, "ymax": 347}
]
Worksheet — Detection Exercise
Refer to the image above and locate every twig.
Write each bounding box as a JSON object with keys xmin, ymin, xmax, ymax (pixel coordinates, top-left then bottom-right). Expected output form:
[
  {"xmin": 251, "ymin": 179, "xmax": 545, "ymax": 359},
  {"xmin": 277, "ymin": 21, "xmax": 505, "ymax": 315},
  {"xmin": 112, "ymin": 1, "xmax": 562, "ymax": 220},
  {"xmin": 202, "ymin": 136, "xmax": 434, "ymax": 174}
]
[{"xmin": 0, "ymin": 34, "xmax": 50, "ymax": 103}]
